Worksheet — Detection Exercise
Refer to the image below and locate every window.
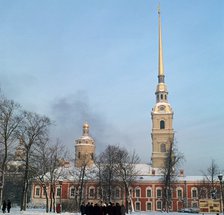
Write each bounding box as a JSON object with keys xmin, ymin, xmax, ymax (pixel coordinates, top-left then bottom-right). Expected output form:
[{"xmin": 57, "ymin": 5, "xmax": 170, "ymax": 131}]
[
  {"xmin": 146, "ymin": 202, "xmax": 152, "ymax": 211},
  {"xmin": 192, "ymin": 202, "xmax": 198, "ymax": 208},
  {"xmin": 167, "ymin": 189, "xmax": 173, "ymax": 198},
  {"xmin": 160, "ymin": 144, "xmax": 166, "ymax": 152},
  {"xmin": 135, "ymin": 188, "xmax": 141, "ymax": 198},
  {"xmin": 78, "ymin": 152, "xmax": 81, "ymax": 159},
  {"xmin": 115, "ymin": 187, "xmax": 120, "ymax": 199},
  {"xmin": 146, "ymin": 188, "xmax": 152, "ymax": 197},
  {"xmin": 161, "ymin": 94, "xmax": 163, "ymax": 99},
  {"xmin": 177, "ymin": 189, "xmax": 183, "ymax": 199},
  {"xmin": 157, "ymin": 188, "xmax": 162, "ymax": 198},
  {"xmin": 70, "ymin": 187, "xmax": 75, "ymax": 198},
  {"xmin": 89, "ymin": 187, "xmax": 95, "ymax": 198},
  {"xmin": 35, "ymin": 186, "xmax": 40, "ymax": 197},
  {"xmin": 135, "ymin": 202, "xmax": 141, "ymax": 211},
  {"xmin": 56, "ymin": 187, "xmax": 61, "ymax": 197},
  {"xmin": 192, "ymin": 188, "xmax": 198, "ymax": 198},
  {"xmin": 160, "ymin": 120, "xmax": 165, "ymax": 129},
  {"xmin": 156, "ymin": 200, "xmax": 162, "ymax": 210},
  {"xmin": 200, "ymin": 188, "xmax": 207, "ymax": 199}
]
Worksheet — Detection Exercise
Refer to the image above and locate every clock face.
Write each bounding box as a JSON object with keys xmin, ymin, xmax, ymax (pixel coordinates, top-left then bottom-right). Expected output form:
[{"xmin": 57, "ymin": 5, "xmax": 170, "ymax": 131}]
[{"xmin": 159, "ymin": 105, "xmax": 165, "ymax": 111}]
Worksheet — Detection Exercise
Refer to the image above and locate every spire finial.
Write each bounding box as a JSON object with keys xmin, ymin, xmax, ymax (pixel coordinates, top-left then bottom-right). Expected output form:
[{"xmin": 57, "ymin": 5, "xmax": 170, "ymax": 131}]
[
  {"xmin": 83, "ymin": 122, "xmax": 89, "ymax": 136},
  {"xmin": 158, "ymin": 4, "xmax": 165, "ymax": 83}
]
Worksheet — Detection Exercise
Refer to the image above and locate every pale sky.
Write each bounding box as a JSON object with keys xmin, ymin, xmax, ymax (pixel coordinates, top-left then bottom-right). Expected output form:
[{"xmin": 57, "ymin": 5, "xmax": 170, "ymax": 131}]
[{"xmin": 0, "ymin": 0, "xmax": 223, "ymax": 175}]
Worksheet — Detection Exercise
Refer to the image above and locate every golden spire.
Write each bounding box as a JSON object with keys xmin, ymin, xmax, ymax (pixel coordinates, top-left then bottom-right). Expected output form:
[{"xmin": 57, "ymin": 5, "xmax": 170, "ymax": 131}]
[{"xmin": 158, "ymin": 4, "xmax": 165, "ymax": 83}]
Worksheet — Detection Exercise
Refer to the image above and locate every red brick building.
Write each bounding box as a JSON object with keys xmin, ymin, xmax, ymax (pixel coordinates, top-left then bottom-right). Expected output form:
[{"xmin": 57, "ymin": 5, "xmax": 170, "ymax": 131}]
[{"xmin": 31, "ymin": 164, "xmax": 218, "ymax": 212}]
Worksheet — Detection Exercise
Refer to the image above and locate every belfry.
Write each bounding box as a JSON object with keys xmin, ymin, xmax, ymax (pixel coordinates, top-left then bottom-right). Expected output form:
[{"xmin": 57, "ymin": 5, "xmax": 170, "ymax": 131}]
[
  {"xmin": 75, "ymin": 123, "xmax": 95, "ymax": 167},
  {"xmin": 151, "ymin": 7, "xmax": 174, "ymax": 168}
]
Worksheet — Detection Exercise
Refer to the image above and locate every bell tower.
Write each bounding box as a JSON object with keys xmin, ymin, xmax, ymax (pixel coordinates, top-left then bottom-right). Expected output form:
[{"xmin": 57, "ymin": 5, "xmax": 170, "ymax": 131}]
[
  {"xmin": 151, "ymin": 7, "xmax": 174, "ymax": 168},
  {"xmin": 75, "ymin": 123, "xmax": 95, "ymax": 167}
]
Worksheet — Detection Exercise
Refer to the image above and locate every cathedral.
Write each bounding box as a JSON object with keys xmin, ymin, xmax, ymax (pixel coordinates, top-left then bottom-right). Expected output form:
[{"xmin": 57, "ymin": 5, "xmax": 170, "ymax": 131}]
[{"xmin": 30, "ymin": 8, "xmax": 216, "ymax": 212}]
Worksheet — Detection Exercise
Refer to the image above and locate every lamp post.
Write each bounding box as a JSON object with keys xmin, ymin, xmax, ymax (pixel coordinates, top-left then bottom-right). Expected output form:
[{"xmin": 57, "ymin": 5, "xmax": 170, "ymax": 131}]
[
  {"xmin": 218, "ymin": 173, "xmax": 224, "ymax": 214},
  {"xmin": 58, "ymin": 179, "xmax": 63, "ymax": 213}
]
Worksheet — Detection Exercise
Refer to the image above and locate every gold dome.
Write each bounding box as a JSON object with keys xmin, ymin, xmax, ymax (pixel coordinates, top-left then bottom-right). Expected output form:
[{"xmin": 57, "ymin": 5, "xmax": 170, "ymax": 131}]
[{"xmin": 83, "ymin": 122, "xmax": 89, "ymax": 128}]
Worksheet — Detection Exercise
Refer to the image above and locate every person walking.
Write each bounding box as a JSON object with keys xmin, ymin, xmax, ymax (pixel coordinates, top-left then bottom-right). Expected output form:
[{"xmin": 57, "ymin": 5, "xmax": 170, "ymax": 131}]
[
  {"xmin": 7, "ymin": 200, "xmax": 11, "ymax": 213},
  {"xmin": 80, "ymin": 202, "xmax": 85, "ymax": 215},
  {"xmin": 121, "ymin": 204, "xmax": 126, "ymax": 215},
  {"xmin": 2, "ymin": 200, "xmax": 6, "ymax": 213}
]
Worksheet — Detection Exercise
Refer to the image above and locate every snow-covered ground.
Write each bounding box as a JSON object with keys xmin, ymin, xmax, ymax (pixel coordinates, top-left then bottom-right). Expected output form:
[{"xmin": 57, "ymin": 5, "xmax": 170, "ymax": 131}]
[{"xmin": 6, "ymin": 208, "xmax": 206, "ymax": 215}]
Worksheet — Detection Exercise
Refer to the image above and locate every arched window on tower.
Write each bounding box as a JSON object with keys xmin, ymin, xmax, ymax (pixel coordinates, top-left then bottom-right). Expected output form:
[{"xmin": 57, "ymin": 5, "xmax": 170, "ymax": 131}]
[
  {"xmin": 160, "ymin": 120, "xmax": 165, "ymax": 129},
  {"xmin": 160, "ymin": 144, "xmax": 166, "ymax": 152},
  {"xmin": 161, "ymin": 94, "xmax": 163, "ymax": 100}
]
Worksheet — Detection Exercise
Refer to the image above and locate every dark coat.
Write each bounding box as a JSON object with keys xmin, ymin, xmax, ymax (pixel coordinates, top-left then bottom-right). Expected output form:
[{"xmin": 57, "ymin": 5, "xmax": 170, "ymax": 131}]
[
  {"xmin": 6, "ymin": 200, "xmax": 11, "ymax": 212},
  {"xmin": 2, "ymin": 200, "xmax": 6, "ymax": 212},
  {"xmin": 80, "ymin": 204, "xmax": 85, "ymax": 214},
  {"xmin": 121, "ymin": 205, "xmax": 126, "ymax": 215}
]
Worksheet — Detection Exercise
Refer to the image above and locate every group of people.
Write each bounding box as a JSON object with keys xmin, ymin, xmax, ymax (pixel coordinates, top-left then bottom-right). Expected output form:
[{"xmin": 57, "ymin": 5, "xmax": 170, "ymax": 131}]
[
  {"xmin": 2, "ymin": 199, "xmax": 11, "ymax": 213},
  {"xmin": 80, "ymin": 202, "xmax": 126, "ymax": 215}
]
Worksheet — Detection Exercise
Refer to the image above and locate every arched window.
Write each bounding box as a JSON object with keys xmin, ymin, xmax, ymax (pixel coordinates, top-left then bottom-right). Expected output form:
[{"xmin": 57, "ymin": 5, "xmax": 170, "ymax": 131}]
[
  {"xmin": 114, "ymin": 186, "xmax": 121, "ymax": 199},
  {"xmin": 78, "ymin": 152, "xmax": 81, "ymax": 159},
  {"xmin": 156, "ymin": 200, "xmax": 162, "ymax": 210},
  {"xmin": 199, "ymin": 187, "xmax": 207, "ymax": 199},
  {"xmin": 177, "ymin": 188, "xmax": 183, "ymax": 199},
  {"xmin": 146, "ymin": 187, "xmax": 152, "ymax": 197},
  {"xmin": 156, "ymin": 188, "xmax": 162, "ymax": 198},
  {"xmin": 88, "ymin": 186, "xmax": 95, "ymax": 198},
  {"xmin": 192, "ymin": 202, "xmax": 198, "ymax": 208},
  {"xmin": 135, "ymin": 202, "xmax": 141, "ymax": 211},
  {"xmin": 56, "ymin": 187, "xmax": 61, "ymax": 197},
  {"xmin": 191, "ymin": 187, "xmax": 198, "ymax": 198},
  {"xmin": 70, "ymin": 187, "xmax": 76, "ymax": 198},
  {"xmin": 35, "ymin": 186, "xmax": 41, "ymax": 197},
  {"xmin": 146, "ymin": 202, "xmax": 152, "ymax": 211},
  {"xmin": 135, "ymin": 187, "xmax": 141, "ymax": 198},
  {"xmin": 160, "ymin": 120, "xmax": 165, "ymax": 129},
  {"xmin": 161, "ymin": 94, "xmax": 163, "ymax": 99},
  {"xmin": 160, "ymin": 144, "xmax": 166, "ymax": 152}
]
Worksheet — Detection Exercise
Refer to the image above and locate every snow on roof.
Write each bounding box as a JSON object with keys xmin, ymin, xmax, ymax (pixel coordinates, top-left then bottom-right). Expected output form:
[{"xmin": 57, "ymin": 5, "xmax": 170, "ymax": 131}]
[
  {"xmin": 134, "ymin": 163, "xmax": 151, "ymax": 175},
  {"xmin": 37, "ymin": 162, "xmax": 206, "ymax": 184}
]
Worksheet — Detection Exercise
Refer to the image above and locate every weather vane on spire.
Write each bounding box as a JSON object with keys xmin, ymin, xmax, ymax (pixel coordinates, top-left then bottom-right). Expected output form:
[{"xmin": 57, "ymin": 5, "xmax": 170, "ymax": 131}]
[{"xmin": 158, "ymin": 3, "xmax": 161, "ymax": 15}]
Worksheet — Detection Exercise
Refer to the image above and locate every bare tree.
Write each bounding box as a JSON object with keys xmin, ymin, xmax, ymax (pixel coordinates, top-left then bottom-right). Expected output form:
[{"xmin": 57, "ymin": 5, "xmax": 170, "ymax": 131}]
[
  {"xmin": 32, "ymin": 138, "xmax": 50, "ymax": 212},
  {"xmin": 0, "ymin": 96, "xmax": 23, "ymax": 206},
  {"xmin": 96, "ymin": 145, "xmax": 120, "ymax": 203},
  {"xmin": 77, "ymin": 158, "xmax": 89, "ymax": 209},
  {"xmin": 115, "ymin": 148, "xmax": 140, "ymax": 213},
  {"xmin": 160, "ymin": 139, "xmax": 184, "ymax": 212},
  {"xmin": 32, "ymin": 139, "xmax": 68, "ymax": 213},
  {"xmin": 69, "ymin": 154, "xmax": 96, "ymax": 211},
  {"xmin": 17, "ymin": 111, "xmax": 51, "ymax": 211},
  {"xmin": 96, "ymin": 144, "xmax": 140, "ymax": 211},
  {"xmin": 201, "ymin": 159, "xmax": 219, "ymax": 199}
]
